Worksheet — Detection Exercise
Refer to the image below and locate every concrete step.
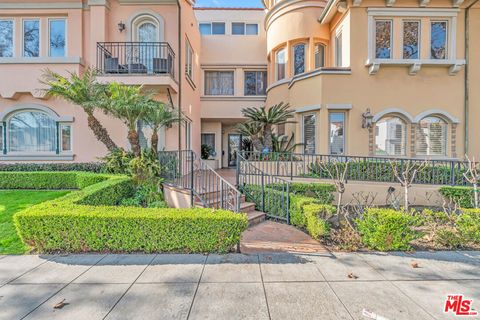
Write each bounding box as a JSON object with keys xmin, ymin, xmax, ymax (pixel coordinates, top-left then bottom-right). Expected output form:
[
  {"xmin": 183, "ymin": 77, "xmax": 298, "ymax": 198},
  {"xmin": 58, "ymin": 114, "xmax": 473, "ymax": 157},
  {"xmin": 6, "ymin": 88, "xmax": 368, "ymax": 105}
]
[
  {"xmin": 195, "ymin": 192, "xmax": 245, "ymax": 204},
  {"xmin": 240, "ymin": 202, "xmax": 256, "ymax": 213},
  {"xmin": 247, "ymin": 210, "xmax": 266, "ymax": 227}
]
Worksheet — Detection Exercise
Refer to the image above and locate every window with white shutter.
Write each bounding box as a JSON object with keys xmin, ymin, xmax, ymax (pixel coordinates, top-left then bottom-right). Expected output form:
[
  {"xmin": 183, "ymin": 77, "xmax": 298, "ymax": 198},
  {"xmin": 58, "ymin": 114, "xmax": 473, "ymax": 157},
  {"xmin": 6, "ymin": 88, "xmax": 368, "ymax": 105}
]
[
  {"xmin": 303, "ymin": 114, "xmax": 316, "ymax": 154},
  {"xmin": 375, "ymin": 116, "xmax": 406, "ymax": 156},
  {"xmin": 415, "ymin": 117, "xmax": 447, "ymax": 156}
]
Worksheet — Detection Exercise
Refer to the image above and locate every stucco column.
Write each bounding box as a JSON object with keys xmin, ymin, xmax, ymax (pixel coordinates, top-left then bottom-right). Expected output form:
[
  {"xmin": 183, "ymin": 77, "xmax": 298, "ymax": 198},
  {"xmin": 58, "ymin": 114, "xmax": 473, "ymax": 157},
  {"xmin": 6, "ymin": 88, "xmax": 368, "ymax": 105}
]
[
  {"xmin": 410, "ymin": 123, "xmax": 417, "ymax": 157},
  {"xmin": 88, "ymin": 1, "xmax": 109, "ymax": 66},
  {"xmin": 451, "ymin": 123, "xmax": 458, "ymax": 158}
]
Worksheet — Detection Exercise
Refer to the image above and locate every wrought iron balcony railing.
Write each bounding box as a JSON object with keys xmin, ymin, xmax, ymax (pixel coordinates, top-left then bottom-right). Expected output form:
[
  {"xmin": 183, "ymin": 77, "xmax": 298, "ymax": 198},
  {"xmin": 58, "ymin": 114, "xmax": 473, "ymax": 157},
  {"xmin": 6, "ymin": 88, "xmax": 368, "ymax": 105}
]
[{"xmin": 96, "ymin": 42, "xmax": 175, "ymax": 78}]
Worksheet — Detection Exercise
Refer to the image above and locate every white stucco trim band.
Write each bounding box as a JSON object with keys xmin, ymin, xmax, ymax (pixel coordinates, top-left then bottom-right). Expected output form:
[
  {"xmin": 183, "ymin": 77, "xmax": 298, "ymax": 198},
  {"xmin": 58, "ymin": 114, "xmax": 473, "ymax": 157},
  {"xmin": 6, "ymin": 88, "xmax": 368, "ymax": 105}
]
[
  {"xmin": 0, "ymin": 154, "xmax": 75, "ymax": 161},
  {"xmin": 372, "ymin": 108, "xmax": 414, "ymax": 123},
  {"xmin": 0, "ymin": 104, "xmax": 74, "ymax": 122},
  {"xmin": 327, "ymin": 104, "xmax": 353, "ymax": 110},
  {"xmin": 0, "ymin": 2, "xmax": 83, "ymax": 9},
  {"xmin": 0, "ymin": 57, "xmax": 84, "ymax": 65},
  {"xmin": 413, "ymin": 109, "xmax": 460, "ymax": 124},
  {"xmin": 295, "ymin": 105, "xmax": 321, "ymax": 113}
]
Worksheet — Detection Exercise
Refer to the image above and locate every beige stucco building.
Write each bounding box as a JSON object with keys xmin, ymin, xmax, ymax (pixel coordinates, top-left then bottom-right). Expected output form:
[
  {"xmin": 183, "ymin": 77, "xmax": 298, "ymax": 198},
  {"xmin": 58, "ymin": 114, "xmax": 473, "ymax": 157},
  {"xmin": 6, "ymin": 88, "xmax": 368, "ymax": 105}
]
[{"xmin": 0, "ymin": 0, "xmax": 479, "ymax": 166}]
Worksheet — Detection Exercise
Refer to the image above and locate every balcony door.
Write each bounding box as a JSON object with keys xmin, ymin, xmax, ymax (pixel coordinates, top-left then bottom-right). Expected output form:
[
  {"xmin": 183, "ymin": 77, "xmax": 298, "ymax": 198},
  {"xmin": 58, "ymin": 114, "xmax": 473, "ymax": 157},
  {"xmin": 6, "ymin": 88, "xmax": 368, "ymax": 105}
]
[{"xmin": 133, "ymin": 18, "xmax": 160, "ymax": 73}]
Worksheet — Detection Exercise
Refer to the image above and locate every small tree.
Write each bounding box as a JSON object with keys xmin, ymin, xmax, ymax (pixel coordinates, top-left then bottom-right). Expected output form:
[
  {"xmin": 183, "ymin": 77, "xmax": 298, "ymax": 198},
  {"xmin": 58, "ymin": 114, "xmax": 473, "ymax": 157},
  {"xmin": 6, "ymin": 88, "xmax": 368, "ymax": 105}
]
[
  {"xmin": 463, "ymin": 155, "xmax": 480, "ymax": 209},
  {"xmin": 390, "ymin": 159, "xmax": 429, "ymax": 212},
  {"xmin": 317, "ymin": 157, "xmax": 351, "ymax": 214},
  {"xmin": 144, "ymin": 101, "xmax": 177, "ymax": 153},
  {"xmin": 235, "ymin": 121, "xmax": 263, "ymax": 151},
  {"xmin": 104, "ymin": 83, "xmax": 152, "ymax": 157},
  {"xmin": 41, "ymin": 68, "xmax": 118, "ymax": 151}
]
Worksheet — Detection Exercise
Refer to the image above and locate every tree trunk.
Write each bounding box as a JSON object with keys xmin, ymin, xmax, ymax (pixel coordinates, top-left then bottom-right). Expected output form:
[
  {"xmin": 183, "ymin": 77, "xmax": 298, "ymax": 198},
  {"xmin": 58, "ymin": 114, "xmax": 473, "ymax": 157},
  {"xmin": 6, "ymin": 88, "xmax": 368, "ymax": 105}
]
[
  {"xmin": 474, "ymin": 183, "xmax": 478, "ymax": 209},
  {"xmin": 151, "ymin": 128, "xmax": 159, "ymax": 154},
  {"xmin": 263, "ymin": 125, "xmax": 273, "ymax": 151},
  {"xmin": 251, "ymin": 135, "xmax": 263, "ymax": 152},
  {"xmin": 404, "ymin": 184, "xmax": 409, "ymax": 212},
  {"xmin": 86, "ymin": 112, "xmax": 118, "ymax": 151},
  {"xmin": 128, "ymin": 129, "xmax": 141, "ymax": 157}
]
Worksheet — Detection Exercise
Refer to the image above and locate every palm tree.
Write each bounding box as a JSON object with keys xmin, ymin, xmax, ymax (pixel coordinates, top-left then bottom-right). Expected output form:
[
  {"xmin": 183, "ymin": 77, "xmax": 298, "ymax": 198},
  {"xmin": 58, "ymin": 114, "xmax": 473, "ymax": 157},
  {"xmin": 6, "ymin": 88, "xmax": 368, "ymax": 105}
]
[
  {"xmin": 104, "ymin": 83, "xmax": 151, "ymax": 156},
  {"xmin": 41, "ymin": 68, "xmax": 118, "ymax": 151},
  {"xmin": 241, "ymin": 102, "xmax": 295, "ymax": 151},
  {"xmin": 235, "ymin": 121, "xmax": 263, "ymax": 151},
  {"xmin": 144, "ymin": 101, "xmax": 178, "ymax": 153},
  {"xmin": 272, "ymin": 133, "xmax": 303, "ymax": 153}
]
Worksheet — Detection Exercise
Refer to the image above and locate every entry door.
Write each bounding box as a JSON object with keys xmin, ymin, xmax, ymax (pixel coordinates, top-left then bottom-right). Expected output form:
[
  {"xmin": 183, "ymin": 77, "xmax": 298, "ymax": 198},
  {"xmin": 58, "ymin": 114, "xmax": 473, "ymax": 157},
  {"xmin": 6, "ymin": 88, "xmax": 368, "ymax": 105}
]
[{"xmin": 228, "ymin": 134, "xmax": 242, "ymax": 167}]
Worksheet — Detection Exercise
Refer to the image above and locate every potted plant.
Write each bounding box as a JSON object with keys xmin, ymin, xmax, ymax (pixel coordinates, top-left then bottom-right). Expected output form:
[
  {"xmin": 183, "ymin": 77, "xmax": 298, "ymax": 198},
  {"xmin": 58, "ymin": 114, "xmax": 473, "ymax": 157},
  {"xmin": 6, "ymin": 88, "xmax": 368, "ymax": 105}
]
[{"xmin": 201, "ymin": 144, "xmax": 219, "ymax": 169}]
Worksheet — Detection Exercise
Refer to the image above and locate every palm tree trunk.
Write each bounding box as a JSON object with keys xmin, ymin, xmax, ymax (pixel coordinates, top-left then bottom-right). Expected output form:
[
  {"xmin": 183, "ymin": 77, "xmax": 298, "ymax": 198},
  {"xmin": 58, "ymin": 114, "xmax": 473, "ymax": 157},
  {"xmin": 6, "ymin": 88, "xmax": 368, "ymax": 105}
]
[
  {"xmin": 128, "ymin": 129, "xmax": 141, "ymax": 157},
  {"xmin": 263, "ymin": 125, "xmax": 273, "ymax": 151},
  {"xmin": 151, "ymin": 128, "xmax": 159, "ymax": 154},
  {"xmin": 251, "ymin": 135, "xmax": 263, "ymax": 152},
  {"xmin": 86, "ymin": 112, "xmax": 118, "ymax": 151}
]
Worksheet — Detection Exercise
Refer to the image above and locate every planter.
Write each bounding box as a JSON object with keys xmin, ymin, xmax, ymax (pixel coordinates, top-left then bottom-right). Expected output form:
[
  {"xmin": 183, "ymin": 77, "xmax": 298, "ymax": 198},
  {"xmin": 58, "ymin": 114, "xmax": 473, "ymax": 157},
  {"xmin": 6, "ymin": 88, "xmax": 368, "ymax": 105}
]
[{"xmin": 204, "ymin": 159, "xmax": 219, "ymax": 169}]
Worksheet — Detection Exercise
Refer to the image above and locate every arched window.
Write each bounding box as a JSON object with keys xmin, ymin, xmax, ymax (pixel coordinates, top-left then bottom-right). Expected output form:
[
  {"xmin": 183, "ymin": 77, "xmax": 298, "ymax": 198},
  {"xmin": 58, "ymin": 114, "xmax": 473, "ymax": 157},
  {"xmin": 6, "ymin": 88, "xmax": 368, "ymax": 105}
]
[
  {"xmin": 8, "ymin": 111, "xmax": 57, "ymax": 152},
  {"xmin": 416, "ymin": 116, "xmax": 447, "ymax": 156},
  {"xmin": 375, "ymin": 116, "xmax": 407, "ymax": 156},
  {"xmin": 314, "ymin": 43, "xmax": 326, "ymax": 69},
  {"xmin": 275, "ymin": 48, "xmax": 286, "ymax": 81},
  {"xmin": 293, "ymin": 43, "xmax": 306, "ymax": 75}
]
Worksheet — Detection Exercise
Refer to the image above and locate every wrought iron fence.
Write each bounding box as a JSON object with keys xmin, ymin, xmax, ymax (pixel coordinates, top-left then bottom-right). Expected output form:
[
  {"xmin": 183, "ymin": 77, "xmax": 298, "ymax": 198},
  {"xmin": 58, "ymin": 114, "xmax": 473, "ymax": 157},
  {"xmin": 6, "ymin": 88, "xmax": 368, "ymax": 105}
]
[
  {"xmin": 97, "ymin": 42, "xmax": 175, "ymax": 78},
  {"xmin": 158, "ymin": 150, "xmax": 241, "ymax": 212},
  {"xmin": 240, "ymin": 151, "xmax": 470, "ymax": 186},
  {"xmin": 237, "ymin": 153, "xmax": 290, "ymax": 222}
]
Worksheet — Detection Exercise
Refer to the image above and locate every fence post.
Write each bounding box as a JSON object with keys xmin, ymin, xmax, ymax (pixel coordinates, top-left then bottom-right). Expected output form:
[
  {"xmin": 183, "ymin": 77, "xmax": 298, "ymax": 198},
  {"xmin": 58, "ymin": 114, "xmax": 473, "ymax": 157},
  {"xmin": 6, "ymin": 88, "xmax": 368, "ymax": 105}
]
[
  {"xmin": 261, "ymin": 171, "xmax": 265, "ymax": 212},
  {"xmin": 236, "ymin": 153, "xmax": 241, "ymax": 188},
  {"xmin": 190, "ymin": 151, "xmax": 194, "ymax": 207},
  {"xmin": 290, "ymin": 153, "xmax": 294, "ymax": 180},
  {"xmin": 286, "ymin": 183, "xmax": 290, "ymax": 225},
  {"xmin": 450, "ymin": 161, "xmax": 456, "ymax": 186}
]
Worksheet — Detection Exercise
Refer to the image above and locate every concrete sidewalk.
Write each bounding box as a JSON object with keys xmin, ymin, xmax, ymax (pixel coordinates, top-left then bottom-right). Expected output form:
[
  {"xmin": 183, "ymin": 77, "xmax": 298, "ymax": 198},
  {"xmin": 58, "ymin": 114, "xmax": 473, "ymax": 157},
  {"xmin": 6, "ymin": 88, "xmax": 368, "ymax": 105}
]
[{"xmin": 0, "ymin": 251, "xmax": 478, "ymax": 320}]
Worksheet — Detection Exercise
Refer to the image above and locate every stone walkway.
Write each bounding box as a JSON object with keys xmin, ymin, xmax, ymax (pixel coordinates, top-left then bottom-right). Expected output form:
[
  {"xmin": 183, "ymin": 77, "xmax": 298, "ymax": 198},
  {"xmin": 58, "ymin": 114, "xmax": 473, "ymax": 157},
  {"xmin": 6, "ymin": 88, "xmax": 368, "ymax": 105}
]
[{"xmin": 0, "ymin": 251, "xmax": 479, "ymax": 320}]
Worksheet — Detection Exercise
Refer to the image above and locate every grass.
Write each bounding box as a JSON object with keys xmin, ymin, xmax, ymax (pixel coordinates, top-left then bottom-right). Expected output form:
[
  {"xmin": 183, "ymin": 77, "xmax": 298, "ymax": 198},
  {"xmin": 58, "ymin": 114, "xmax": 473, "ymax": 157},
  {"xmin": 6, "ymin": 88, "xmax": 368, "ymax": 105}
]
[{"xmin": 0, "ymin": 190, "xmax": 69, "ymax": 254}]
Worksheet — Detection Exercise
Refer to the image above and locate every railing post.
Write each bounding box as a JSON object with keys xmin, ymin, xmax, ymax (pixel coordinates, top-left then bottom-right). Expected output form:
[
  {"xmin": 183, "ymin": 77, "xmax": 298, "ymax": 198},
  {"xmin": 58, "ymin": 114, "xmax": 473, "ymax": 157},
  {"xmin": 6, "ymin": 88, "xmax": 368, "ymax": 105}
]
[
  {"xmin": 450, "ymin": 161, "xmax": 456, "ymax": 186},
  {"xmin": 290, "ymin": 153, "xmax": 294, "ymax": 180},
  {"xmin": 190, "ymin": 151, "xmax": 194, "ymax": 207},
  {"xmin": 236, "ymin": 152, "xmax": 241, "ymax": 188},
  {"xmin": 261, "ymin": 171, "xmax": 265, "ymax": 213}
]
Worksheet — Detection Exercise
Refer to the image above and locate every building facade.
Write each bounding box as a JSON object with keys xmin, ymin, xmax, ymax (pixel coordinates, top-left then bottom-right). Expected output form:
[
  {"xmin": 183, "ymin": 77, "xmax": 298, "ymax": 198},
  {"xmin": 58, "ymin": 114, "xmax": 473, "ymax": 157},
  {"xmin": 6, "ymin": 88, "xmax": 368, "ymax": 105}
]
[{"xmin": 0, "ymin": 0, "xmax": 479, "ymax": 166}]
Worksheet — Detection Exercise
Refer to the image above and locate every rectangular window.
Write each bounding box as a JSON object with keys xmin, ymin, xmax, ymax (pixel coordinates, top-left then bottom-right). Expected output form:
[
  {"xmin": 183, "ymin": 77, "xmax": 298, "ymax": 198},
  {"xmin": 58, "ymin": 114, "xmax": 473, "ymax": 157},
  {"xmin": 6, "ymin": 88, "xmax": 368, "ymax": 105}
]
[
  {"xmin": 199, "ymin": 23, "xmax": 212, "ymax": 35},
  {"xmin": 303, "ymin": 114, "xmax": 316, "ymax": 154},
  {"xmin": 212, "ymin": 22, "xmax": 225, "ymax": 35},
  {"xmin": 0, "ymin": 20, "xmax": 14, "ymax": 57},
  {"xmin": 244, "ymin": 71, "xmax": 267, "ymax": 96},
  {"xmin": 0, "ymin": 123, "xmax": 3, "ymax": 152},
  {"xmin": 276, "ymin": 48, "xmax": 286, "ymax": 81},
  {"xmin": 186, "ymin": 39, "xmax": 193, "ymax": 80},
  {"xmin": 61, "ymin": 124, "xmax": 72, "ymax": 152},
  {"xmin": 335, "ymin": 32, "xmax": 343, "ymax": 67},
  {"xmin": 329, "ymin": 113, "xmax": 345, "ymax": 155},
  {"xmin": 49, "ymin": 19, "xmax": 66, "ymax": 57},
  {"xmin": 204, "ymin": 71, "xmax": 234, "ymax": 95},
  {"xmin": 23, "ymin": 19, "xmax": 40, "ymax": 57},
  {"xmin": 293, "ymin": 43, "xmax": 306, "ymax": 75},
  {"xmin": 403, "ymin": 20, "xmax": 420, "ymax": 59},
  {"xmin": 431, "ymin": 21, "xmax": 448, "ymax": 60},
  {"xmin": 314, "ymin": 44, "xmax": 325, "ymax": 69},
  {"xmin": 375, "ymin": 20, "xmax": 392, "ymax": 59},
  {"xmin": 232, "ymin": 22, "xmax": 245, "ymax": 35},
  {"xmin": 246, "ymin": 24, "xmax": 258, "ymax": 35},
  {"xmin": 201, "ymin": 133, "xmax": 216, "ymax": 155}
]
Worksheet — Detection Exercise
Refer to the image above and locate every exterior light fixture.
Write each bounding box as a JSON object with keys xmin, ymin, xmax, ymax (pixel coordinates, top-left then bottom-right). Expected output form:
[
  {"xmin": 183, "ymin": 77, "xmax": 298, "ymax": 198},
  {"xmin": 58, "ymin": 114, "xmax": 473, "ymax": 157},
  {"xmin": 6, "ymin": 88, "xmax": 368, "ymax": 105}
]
[
  {"xmin": 362, "ymin": 108, "xmax": 374, "ymax": 128},
  {"xmin": 336, "ymin": 0, "xmax": 348, "ymax": 13},
  {"xmin": 118, "ymin": 21, "xmax": 126, "ymax": 32}
]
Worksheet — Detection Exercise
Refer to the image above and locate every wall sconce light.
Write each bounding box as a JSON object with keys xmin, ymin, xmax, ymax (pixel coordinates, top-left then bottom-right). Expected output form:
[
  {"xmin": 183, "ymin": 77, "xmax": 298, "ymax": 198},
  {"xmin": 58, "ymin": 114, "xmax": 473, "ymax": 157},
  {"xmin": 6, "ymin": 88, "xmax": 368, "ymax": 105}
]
[
  {"xmin": 362, "ymin": 108, "xmax": 374, "ymax": 128},
  {"xmin": 336, "ymin": 0, "xmax": 348, "ymax": 13},
  {"xmin": 118, "ymin": 21, "xmax": 126, "ymax": 33}
]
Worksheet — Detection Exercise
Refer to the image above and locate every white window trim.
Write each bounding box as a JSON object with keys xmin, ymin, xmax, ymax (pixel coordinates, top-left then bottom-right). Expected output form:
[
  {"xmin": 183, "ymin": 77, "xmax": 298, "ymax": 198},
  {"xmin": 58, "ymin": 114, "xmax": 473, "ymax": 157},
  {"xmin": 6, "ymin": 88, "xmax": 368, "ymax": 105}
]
[
  {"xmin": 48, "ymin": 18, "xmax": 67, "ymax": 58},
  {"xmin": 0, "ymin": 18, "xmax": 15, "ymax": 58},
  {"xmin": 374, "ymin": 19, "xmax": 393, "ymax": 60},
  {"xmin": 203, "ymin": 69, "xmax": 235, "ymax": 96},
  {"xmin": 335, "ymin": 30, "xmax": 343, "ymax": 67},
  {"xmin": 22, "ymin": 18, "xmax": 41, "ymax": 58},
  {"xmin": 314, "ymin": 43, "xmax": 326, "ymax": 69},
  {"xmin": 60, "ymin": 123, "xmax": 73, "ymax": 153},
  {"xmin": 275, "ymin": 47, "xmax": 286, "ymax": 81},
  {"xmin": 401, "ymin": 19, "xmax": 421, "ymax": 60},
  {"xmin": 365, "ymin": 8, "xmax": 464, "ymax": 75},
  {"xmin": 185, "ymin": 37, "xmax": 194, "ymax": 82},
  {"xmin": 231, "ymin": 22, "xmax": 259, "ymax": 36},
  {"xmin": 199, "ymin": 22, "xmax": 226, "ymax": 36}
]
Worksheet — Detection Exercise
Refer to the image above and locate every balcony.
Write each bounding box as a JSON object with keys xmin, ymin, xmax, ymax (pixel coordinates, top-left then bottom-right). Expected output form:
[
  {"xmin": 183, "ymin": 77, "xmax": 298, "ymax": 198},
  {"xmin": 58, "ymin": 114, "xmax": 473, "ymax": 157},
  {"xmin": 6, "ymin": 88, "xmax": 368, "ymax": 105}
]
[{"xmin": 96, "ymin": 42, "xmax": 178, "ymax": 91}]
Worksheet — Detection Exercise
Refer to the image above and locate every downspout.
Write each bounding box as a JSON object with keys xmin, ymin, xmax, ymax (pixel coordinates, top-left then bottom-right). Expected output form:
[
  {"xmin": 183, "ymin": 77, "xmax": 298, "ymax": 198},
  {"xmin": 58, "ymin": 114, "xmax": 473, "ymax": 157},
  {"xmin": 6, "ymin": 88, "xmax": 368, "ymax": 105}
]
[
  {"xmin": 177, "ymin": 0, "xmax": 182, "ymax": 153},
  {"xmin": 465, "ymin": 0, "xmax": 479, "ymax": 156}
]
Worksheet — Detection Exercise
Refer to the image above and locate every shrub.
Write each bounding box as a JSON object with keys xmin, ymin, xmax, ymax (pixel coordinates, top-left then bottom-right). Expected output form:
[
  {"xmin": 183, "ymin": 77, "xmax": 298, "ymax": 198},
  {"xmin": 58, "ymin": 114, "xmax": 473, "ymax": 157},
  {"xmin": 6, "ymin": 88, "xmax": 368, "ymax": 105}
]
[
  {"xmin": 457, "ymin": 210, "xmax": 480, "ymax": 243},
  {"xmin": 269, "ymin": 182, "xmax": 334, "ymax": 204},
  {"xmin": 0, "ymin": 172, "xmax": 110, "ymax": 190},
  {"xmin": 14, "ymin": 174, "xmax": 247, "ymax": 253},
  {"xmin": 355, "ymin": 209, "xmax": 422, "ymax": 251},
  {"xmin": 0, "ymin": 162, "xmax": 104, "ymax": 173},
  {"xmin": 435, "ymin": 227, "xmax": 465, "ymax": 249},
  {"xmin": 101, "ymin": 149, "xmax": 135, "ymax": 174},
  {"xmin": 303, "ymin": 204, "xmax": 335, "ymax": 239},
  {"xmin": 330, "ymin": 223, "xmax": 362, "ymax": 251},
  {"xmin": 119, "ymin": 184, "xmax": 165, "ymax": 208},
  {"xmin": 439, "ymin": 186, "xmax": 475, "ymax": 209}
]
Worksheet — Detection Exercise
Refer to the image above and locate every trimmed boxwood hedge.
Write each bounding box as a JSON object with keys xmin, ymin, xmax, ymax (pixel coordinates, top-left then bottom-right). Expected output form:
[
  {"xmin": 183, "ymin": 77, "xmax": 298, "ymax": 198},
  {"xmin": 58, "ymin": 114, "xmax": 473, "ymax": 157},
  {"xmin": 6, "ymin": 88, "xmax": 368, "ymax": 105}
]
[
  {"xmin": 0, "ymin": 172, "xmax": 108, "ymax": 190},
  {"xmin": 439, "ymin": 186, "xmax": 475, "ymax": 208},
  {"xmin": 13, "ymin": 173, "xmax": 248, "ymax": 253},
  {"xmin": 0, "ymin": 162, "xmax": 104, "ymax": 173},
  {"xmin": 303, "ymin": 204, "xmax": 335, "ymax": 240},
  {"xmin": 457, "ymin": 209, "xmax": 480, "ymax": 244}
]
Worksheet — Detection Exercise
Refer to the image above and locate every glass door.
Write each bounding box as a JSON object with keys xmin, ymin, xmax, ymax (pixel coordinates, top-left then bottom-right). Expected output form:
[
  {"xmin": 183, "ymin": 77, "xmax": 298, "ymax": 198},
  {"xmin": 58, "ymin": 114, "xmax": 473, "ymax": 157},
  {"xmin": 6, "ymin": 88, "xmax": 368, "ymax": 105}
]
[
  {"xmin": 136, "ymin": 22, "xmax": 158, "ymax": 73},
  {"xmin": 228, "ymin": 134, "xmax": 242, "ymax": 167}
]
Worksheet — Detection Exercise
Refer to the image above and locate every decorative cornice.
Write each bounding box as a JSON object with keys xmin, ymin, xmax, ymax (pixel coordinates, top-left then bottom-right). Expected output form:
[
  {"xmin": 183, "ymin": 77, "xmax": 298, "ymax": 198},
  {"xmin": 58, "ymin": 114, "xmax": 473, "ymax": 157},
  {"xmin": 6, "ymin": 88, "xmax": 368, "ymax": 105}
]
[
  {"xmin": 327, "ymin": 103, "xmax": 352, "ymax": 110},
  {"xmin": 0, "ymin": 2, "xmax": 83, "ymax": 9},
  {"xmin": 0, "ymin": 57, "xmax": 84, "ymax": 65},
  {"xmin": 266, "ymin": 0, "xmax": 327, "ymax": 30},
  {"xmin": 295, "ymin": 105, "xmax": 321, "ymax": 113},
  {"xmin": 87, "ymin": 0, "xmax": 110, "ymax": 7}
]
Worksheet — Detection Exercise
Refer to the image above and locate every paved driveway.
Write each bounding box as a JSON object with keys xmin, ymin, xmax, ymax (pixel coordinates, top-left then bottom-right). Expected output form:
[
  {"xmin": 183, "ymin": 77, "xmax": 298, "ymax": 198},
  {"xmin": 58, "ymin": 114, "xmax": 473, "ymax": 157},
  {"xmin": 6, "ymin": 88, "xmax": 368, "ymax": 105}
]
[{"xmin": 0, "ymin": 251, "xmax": 479, "ymax": 320}]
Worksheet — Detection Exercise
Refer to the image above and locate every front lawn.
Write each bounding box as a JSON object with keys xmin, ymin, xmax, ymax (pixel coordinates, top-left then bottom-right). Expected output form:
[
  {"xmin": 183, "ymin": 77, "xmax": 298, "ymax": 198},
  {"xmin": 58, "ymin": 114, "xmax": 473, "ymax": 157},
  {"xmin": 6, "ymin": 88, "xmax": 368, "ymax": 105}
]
[{"xmin": 0, "ymin": 190, "xmax": 69, "ymax": 254}]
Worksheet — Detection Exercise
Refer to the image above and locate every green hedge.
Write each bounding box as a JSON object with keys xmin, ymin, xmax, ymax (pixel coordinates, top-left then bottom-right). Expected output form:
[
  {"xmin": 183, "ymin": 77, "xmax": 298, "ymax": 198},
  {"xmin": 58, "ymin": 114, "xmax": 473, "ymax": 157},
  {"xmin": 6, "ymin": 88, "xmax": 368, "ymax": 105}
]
[
  {"xmin": 458, "ymin": 209, "xmax": 480, "ymax": 243},
  {"xmin": 0, "ymin": 162, "xmax": 104, "ymax": 173},
  {"xmin": 303, "ymin": 204, "xmax": 335, "ymax": 240},
  {"xmin": 355, "ymin": 209, "xmax": 422, "ymax": 251},
  {"xmin": 439, "ymin": 186, "xmax": 475, "ymax": 208},
  {"xmin": 0, "ymin": 172, "xmax": 109, "ymax": 190},
  {"xmin": 269, "ymin": 182, "xmax": 334, "ymax": 204},
  {"xmin": 14, "ymin": 174, "xmax": 248, "ymax": 253}
]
